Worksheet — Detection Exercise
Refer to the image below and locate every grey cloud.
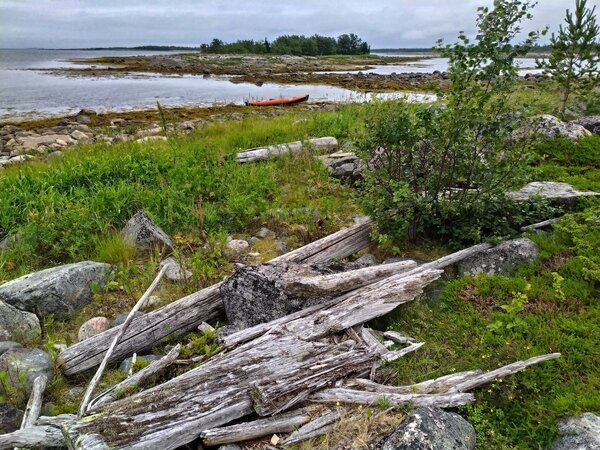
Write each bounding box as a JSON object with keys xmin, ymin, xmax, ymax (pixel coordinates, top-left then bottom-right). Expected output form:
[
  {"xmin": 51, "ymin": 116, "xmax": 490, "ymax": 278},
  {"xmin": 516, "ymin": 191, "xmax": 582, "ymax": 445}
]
[{"xmin": 0, "ymin": 0, "xmax": 597, "ymax": 48}]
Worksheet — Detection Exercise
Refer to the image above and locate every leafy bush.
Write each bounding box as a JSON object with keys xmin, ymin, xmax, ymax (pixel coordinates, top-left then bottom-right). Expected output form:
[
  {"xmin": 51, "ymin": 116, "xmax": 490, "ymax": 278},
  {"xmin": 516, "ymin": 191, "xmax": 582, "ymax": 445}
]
[{"xmin": 357, "ymin": 1, "xmax": 542, "ymax": 247}]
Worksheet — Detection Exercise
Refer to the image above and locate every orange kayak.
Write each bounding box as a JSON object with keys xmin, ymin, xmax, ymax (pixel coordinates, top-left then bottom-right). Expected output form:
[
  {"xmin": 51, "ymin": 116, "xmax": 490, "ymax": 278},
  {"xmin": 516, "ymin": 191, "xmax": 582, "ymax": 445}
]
[{"xmin": 245, "ymin": 94, "xmax": 309, "ymax": 107}]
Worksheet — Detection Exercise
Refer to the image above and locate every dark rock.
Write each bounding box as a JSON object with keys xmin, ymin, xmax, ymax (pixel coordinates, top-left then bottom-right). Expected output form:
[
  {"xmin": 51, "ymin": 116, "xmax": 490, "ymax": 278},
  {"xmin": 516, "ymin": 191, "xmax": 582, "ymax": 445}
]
[
  {"xmin": 121, "ymin": 211, "xmax": 174, "ymax": 253},
  {"xmin": 220, "ymin": 262, "xmax": 328, "ymax": 330},
  {"xmin": 0, "ymin": 341, "xmax": 23, "ymax": 356},
  {"xmin": 77, "ymin": 108, "xmax": 97, "ymax": 116},
  {"xmin": 570, "ymin": 116, "xmax": 600, "ymax": 135},
  {"xmin": 457, "ymin": 238, "xmax": 538, "ymax": 276},
  {"xmin": 0, "ymin": 402, "xmax": 23, "ymax": 434},
  {"xmin": 119, "ymin": 354, "xmax": 162, "ymax": 376},
  {"xmin": 0, "ymin": 348, "xmax": 53, "ymax": 394},
  {"xmin": 0, "ymin": 261, "xmax": 111, "ymax": 320},
  {"xmin": 256, "ymin": 227, "xmax": 272, "ymax": 239},
  {"xmin": 111, "ymin": 311, "xmax": 145, "ymax": 328},
  {"xmin": 552, "ymin": 413, "xmax": 600, "ymax": 450},
  {"xmin": 275, "ymin": 240, "xmax": 289, "ymax": 255},
  {"xmin": 382, "ymin": 407, "xmax": 476, "ymax": 450},
  {"xmin": 0, "ymin": 300, "xmax": 41, "ymax": 343}
]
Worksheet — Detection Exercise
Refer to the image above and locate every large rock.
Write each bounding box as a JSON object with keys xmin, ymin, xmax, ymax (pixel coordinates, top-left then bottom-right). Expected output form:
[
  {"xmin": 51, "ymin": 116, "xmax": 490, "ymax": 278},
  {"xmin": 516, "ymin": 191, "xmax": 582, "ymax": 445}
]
[
  {"xmin": 529, "ymin": 115, "xmax": 591, "ymax": 142},
  {"xmin": 0, "ymin": 348, "xmax": 53, "ymax": 394},
  {"xmin": 16, "ymin": 134, "xmax": 74, "ymax": 150},
  {"xmin": 121, "ymin": 211, "xmax": 174, "ymax": 253},
  {"xmin": 508, "ymin": 182, "xmax": 600, "ymax": 203},
  {"xmin": 0, "ymin": 300, "xmax": 41, "ymax": 343},
  {"xmin": 319, "ymin": 152, "xmax": 363, "ymax": 180},
  {"xmin": 0, "ymin": 402, "xmax": 23, "ymax": 434},
  {"xmin": 552, "ymin": 413, "xmax": 600, "ymax": 450},
  {"xmin": 0, "ymin": 261, "xmax": 111, "ymax": 320},
  {"xmin": 570, "ymin": 116, "xmax": 600, "ymax": 135},
  {"xmin": 382, "ymin": 407, "xmax": 476, "ymax": 450},
  {"xmin": 457, "ymin": 238, "xmax": 538, "ymax": 276}
]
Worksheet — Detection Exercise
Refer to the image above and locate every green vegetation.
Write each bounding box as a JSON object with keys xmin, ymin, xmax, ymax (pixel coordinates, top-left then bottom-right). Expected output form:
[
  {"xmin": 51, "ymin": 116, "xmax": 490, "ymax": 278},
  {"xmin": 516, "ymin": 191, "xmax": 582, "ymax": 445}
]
[
  {"xmin": 538, "ymin": 0, "xmax": 600, "ymax": 115},
  {"xmin": 200, "ymin": 33, "xmax": 370, "ymax": 56}
]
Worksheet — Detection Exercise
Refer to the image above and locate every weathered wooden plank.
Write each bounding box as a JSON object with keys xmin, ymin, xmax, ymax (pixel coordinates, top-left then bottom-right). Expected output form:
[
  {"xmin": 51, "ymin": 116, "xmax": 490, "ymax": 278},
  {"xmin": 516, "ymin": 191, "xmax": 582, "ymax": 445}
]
[
  {"xmin": 520, "ymin": 217, "xmax": 562, "ymax": 232},
  {"xmin": 88, "ymin": 344, "xmax": 181, "ymax": 411},
  {"xmin": 347, "ymin": 371, "xmax": 484, "ymax": 395},
  {"xmin": 310, "ymin": 388, "xmax": 474, "ymax": 408},
  {"xmin": 201, "ymin": 409, "xmax": 312, "ymax": 446},
  {"xmin": 0, "ymin": 426, "xmax": 64, "ymax": 449},
  {"xmin": 236, "ymin": 137, "xmax": 338, "ymax": 163},
  {"xmin": 283, "ymin": 409, "xmax": 341, "ymax": 446},
  {"xmin": 383, "ymin": 330, "xmax": 415, "ymax": 344},
  {"xmin": 18, "ymin": 374, "xmax": 47, "ymax": 431}
]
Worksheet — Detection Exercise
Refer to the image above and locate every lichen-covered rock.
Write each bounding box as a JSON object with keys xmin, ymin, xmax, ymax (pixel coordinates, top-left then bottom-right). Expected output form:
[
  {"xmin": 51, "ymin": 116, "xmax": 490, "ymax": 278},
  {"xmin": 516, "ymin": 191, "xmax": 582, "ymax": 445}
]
[
  {"xmin": 0, "ymin": 348, "xmax": 53, "ymax": 394},
  {"xmin": 0, "ymin": 261, "xmax": 111, "ymax": 320},
  {"xmin": 0, "ymin": 402, "xmax": 23, "ymax": 434},
  {"xmin": 0, "ymin": 300, "xmax": 41, "ymax": 343},
  {"xmin": 382, "ymin": 407, "xmax": 476, "ymax": 450},
  {"xmin": 319, "ymin": 152, "xmax": 363, "ymax": 180},
  {"xmin": 160, "ymin": 257, "xmax": 192, "ymax": 282},
  {"xmin": 0, "ymin": 341, "xmax": 23, "ymax": 356},
  {"xmin": 121, "ymin": 211, "xmax": 174, "ymax": 253},
  {"xmin": 529, "ymin": 115, "xmax": 591, "ymax": 142},
  {"xmin": 570, "ymin": 116, "xmax": 600, "ymax": 135},
  {"xmin": 457, "ymin": 238, "xmax": 538, "ymax": 276},
  {"xmin": 78, "ymin": 317, "xmax": 110, "ymax": 342},
  {"xmin": 508, "ymin": 182, "xmax": 600, "ymax": 203},
  {"xmin": 552, "ymin": 413, "xmax": 600, "ymax": 450},
  {"xmin": 227, "ymin": 239, "xmax": 250, "ymax": 254}
]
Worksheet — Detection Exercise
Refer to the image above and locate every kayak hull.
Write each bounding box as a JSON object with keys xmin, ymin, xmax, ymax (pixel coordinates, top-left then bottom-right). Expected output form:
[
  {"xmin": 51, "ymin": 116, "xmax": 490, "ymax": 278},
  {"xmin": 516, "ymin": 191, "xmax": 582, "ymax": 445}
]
[{"xmin": 245, "ymin": 94, "xmax": 309, "ymax": 107}]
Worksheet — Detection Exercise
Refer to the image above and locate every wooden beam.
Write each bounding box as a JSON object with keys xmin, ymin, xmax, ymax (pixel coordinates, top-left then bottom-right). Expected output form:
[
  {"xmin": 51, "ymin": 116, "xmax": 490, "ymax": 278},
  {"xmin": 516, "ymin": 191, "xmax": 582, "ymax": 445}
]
[{"xmin": 310, "ymin": 388, "xmax": 474, "ymax": 408}]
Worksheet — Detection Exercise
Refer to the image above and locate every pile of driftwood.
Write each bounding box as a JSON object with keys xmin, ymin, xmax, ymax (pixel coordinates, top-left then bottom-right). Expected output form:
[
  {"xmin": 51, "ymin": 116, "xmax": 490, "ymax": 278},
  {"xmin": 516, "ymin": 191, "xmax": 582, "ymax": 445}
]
[{"xmin": 0, "ymin": 219, "xmax": 560, "ymax": 450}]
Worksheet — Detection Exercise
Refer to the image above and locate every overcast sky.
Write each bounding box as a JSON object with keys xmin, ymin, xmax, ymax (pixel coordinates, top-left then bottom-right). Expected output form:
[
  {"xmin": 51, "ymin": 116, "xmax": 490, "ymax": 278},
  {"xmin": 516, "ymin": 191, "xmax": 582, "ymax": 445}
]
[{"xmin": 0, "ymin": 0, "xmax": 597, "ymax": 49}]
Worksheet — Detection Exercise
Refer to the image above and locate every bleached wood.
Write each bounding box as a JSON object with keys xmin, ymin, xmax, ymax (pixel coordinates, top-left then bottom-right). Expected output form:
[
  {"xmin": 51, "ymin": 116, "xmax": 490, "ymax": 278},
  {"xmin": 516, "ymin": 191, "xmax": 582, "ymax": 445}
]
[
  {"xmin": 382, "ymin": 342, "xmax": 425, "ymax": 363},
  {"xmin": 310, "ymin": 388, "xmax": 474, "ymax": 408},
  {"xmin": 0, "ymin": 426, "xmax": 64, "ymax": 449},
  {"xmin": 87, "ymin": 344, "xmax": 181, "ymax": 411},
  {"xmin": 201, "ymin": 409, "xmax": 312, "ymax": 446},
  {"xmin": 78, "ymin": 265, "xmax": 168, "ymax": 417},
  {"xmin": 18, "ymin": 374, "xmax": 47, "ymax": 431},
  {"xmin": 236, "ymin": 137, "xmax": 338, "ymax": 163},
  {"xmin": 520, "ymin": 217, "xmax": 562, "ymax": 232},
  {"xmin": 60, "ymin": 219, "xmax": 373, "ymax": 376},
  {"xmin": 283, "ymin": 260, "xmax": 418, "ymax": 297},
  {"xmin": 283, "ymin": 409, "xmax": 341, "ymax": 446},
  {"xmin": 383, "ymin": 331, "xmax": 415, "ymax": 344},
  {"xmin": 347, "ymin": 371, "xmax": 484, "ymax": 395},
  {"xmin": 37, "ymin": 415, "xmax": 76, "ymax": 427},
  {"xmin": 447, "ymin": 353, "xmax": 561, "ymax": 393}
]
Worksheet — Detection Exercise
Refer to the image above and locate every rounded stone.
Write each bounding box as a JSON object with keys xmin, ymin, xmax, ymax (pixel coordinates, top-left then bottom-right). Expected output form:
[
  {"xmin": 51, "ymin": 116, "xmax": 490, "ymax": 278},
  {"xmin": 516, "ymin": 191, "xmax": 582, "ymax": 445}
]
[{"xmin": 78, "ymin": 316, "xmax": 110, "ymax": 342}]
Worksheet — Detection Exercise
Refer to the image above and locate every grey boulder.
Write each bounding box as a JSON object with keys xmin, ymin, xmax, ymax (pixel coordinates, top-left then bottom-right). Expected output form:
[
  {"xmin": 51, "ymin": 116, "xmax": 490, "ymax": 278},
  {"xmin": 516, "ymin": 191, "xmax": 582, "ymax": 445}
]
[
  {"xmin": 0, "ymin": 341, "xmax": 23, "ymax": 356},
  {"xmin": 508, "ymin": 182, "xmax": 600, "ymax": 204},
  {"xmin": 0, "ymin": 402, "xmax": 23, "ymax": 434},
  {"xmin": 570, "ymin": 116, "xmax": 600, "ymax": 135},
  {"xmin": 552, "ymin": 413, "xmax": 600, "ymax": 450},
  {"xmin": 319, "ymin": 152, "xmax": 363, "ymax": 180},
  {"xmin": 457, "ymin": 238, "xmax": 538, "ymax": 276},
  {"xmin": 0, "ymin": 300, "xmax": 41, "ymax": 343},
  {"xmin": 382, "ymin": 407, "xmax": 476, "ymax": 450},
  {"xmin": 121, "ymin": 211, "xmax": 174, "ymax": 253},
  {"xmin": 0, "ymin": 261, "xmax": 111, "ymax": 320},
  {"xmin": 0, "ymin": 348, "xmax": 53, "ymax": 394},
  {"xmin": 529, "ymin": 115, "xmax": 591, "ymax": 142},
  {"xmin": 160, "ymin": 257, "xmax": 192, "ymax": 282}
]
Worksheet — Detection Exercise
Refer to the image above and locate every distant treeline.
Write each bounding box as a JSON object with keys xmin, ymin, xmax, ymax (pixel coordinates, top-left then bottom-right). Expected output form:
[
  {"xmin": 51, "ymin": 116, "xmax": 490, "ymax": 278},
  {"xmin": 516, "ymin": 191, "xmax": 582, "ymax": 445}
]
[
  {"xmin": 200, "ymin": 34, "xmax": 370, "ymax": 56},
  {"xmin": 78, "ymin": 45, "xmax": 200, "ymax": 51}
]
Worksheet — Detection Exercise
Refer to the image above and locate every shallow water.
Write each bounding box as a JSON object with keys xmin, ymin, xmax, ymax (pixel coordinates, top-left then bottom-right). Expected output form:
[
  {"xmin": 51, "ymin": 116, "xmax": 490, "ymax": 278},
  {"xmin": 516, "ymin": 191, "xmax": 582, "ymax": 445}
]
[{"xmin": 0, "ymin": 49, "xmax": 440, "ymax": 120}]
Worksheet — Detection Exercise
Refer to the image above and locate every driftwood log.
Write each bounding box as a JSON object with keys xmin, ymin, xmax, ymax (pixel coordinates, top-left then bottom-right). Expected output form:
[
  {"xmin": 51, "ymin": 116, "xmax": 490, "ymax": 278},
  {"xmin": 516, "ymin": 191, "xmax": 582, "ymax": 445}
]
[
  {"xmin": 236, "ymin": 137, "xmax": 338, "ymax": 163},
  {"xmin": 58, "ymin": 219, "xmax": 373, "ymax": 376}
]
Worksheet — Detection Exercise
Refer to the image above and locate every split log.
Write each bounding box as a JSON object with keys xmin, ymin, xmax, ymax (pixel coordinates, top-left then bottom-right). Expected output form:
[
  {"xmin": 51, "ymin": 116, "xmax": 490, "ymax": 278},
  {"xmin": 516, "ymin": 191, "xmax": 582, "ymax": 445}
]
[
  {"xmin": 200, "ymin": 409, "xmax": 312, "ymax": 446},
  {"xmin": 383, "ymin": 331, "xmax": 415, "ymax": 344},
  {"xmin": 57, "ymin": 283, "xmax": 223, "ymax": 376},
  {"xmin": 236, "ymin": 137, "xmax": 338, "ymax": 163},
  {"xmin": 348, "ymin": 371, "xmax": 484, "ymax": 395},
  {"xmin": 447, "ymin": 353, "xmax": 561, "ymax": 393},
  {"xmin": 59, "ymin": 219, "xmax": 373, "ymax": 376},
  {"xmin": 87, "ymin": 344, "xmax": 181, "ymax": 411},
  {"xmin": 61, "ymin": 332, "xmax": 376, "ymax": 450},
  {"xmin": 0, "ymin": 426, "xmax": 64, "ymax": 449},
  {"xmin": 381, "ymin": 342, "xmax": 425, "ymax": 363},
  {"xmin": 310, "ymin": 388, "xmax": 474, "ymax": 408},
  {"xmin": 283, "ymin": 409, "xmax": 341, "ymax": 446}
]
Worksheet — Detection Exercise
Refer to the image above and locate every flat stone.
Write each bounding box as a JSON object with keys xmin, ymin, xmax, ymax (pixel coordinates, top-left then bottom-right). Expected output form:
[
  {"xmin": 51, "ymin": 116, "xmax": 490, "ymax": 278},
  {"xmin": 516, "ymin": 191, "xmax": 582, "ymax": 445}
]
[
  {"xmin": 457, "ymin": 238, "xmax": 538, "ymax": 276},
  {"xmin": 136, "ymin": 127, "xmax": 162, "ymax": 138},
  {"xmin": 508, "ymin": 182, "xmax": 600, "ymax": 203},
  {"xmin": 121, "ymin": 211, "xmax": 174, "ymax": 253},
  {"xmin": 16, "ymin": 134, "xmax": 73, "ymax": 149},
  {"xmin": 136, "ymin": 135, "xmax": 168, "ymax": 143},
  {"xmin": 552, "ymin": 413, "xmax": 600, "ymax": 450},
  {"xmin": 0, "ymin": 348, "xmax": 53, "ymax": 394},
  {"xmin": 382, "ymin": 407, "xmax": 476, "ymax": 450},
  {"xmin": 319, "ymin": 152, "xmax": 363, "ymax": 180},
  {"xmin": 0, "ymin": 261, "xmax": 112, "ymax": 320},
  {"xmin": 160, "ymin": 257, "xmax": 192, "ymax": 282},
  {"xmin": 78, "ymin": 316, "xmax": 110, "ymax": 342},
  {"xmin": 0, "ymin": 300, "xmax": 41, "ymax": 343},
  {"xmin": 70, "ymin": 130, "xmax": 90, "ymax": 141},
  {"xmin": 227, "ymin": 239, "xmax": 250, "ymax": 253},
  {"xmin": 0, "ymin": 403, "xmax": 23, "ymax": 434}
]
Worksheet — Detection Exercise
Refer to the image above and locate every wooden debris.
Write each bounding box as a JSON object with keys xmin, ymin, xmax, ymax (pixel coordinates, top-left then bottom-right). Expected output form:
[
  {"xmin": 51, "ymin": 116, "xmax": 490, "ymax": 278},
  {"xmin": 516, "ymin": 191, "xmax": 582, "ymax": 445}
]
[
  {"xmin": 236, "ymin": 137, "xmax": 338, "ymax": 163},
  {"xmin": 0, "ymin": 426, "xmax": 64, "ymax": 449},
  {"xmin": 381, "ymin": 342, "xmax": 425, "ymax": 363},
  {"xmin": 310, "ymin": 388, "xmax": 474, "ymax": 408},
  {"xmin": 383, "ymin": 330, "xmax": 416, "ymax": 344},
  {"xmin": 520, "ymin": 217, "xmax": 563, "ymax": 232},
  {"xmin": 283, "ymin": 409, "xmax": 341, "ymax": 446},
  {"xmin": 201, "ymin": 409, "xmax": 312, "ymax": 446}
]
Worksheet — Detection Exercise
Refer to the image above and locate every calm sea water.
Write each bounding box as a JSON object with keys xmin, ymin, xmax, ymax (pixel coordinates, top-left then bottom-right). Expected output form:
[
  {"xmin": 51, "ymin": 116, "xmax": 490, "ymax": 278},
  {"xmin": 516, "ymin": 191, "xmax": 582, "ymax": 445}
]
[{"xmin": 0, "ymin": 49, "xmax": 448, "ymax": 121}]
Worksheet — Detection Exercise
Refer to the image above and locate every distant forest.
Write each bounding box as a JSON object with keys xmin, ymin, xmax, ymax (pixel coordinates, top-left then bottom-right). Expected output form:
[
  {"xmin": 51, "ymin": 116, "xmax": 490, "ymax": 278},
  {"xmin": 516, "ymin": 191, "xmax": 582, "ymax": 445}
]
[{"xmin": 200, "ymin": 34, "xmax": 370, "ymax": 56}]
